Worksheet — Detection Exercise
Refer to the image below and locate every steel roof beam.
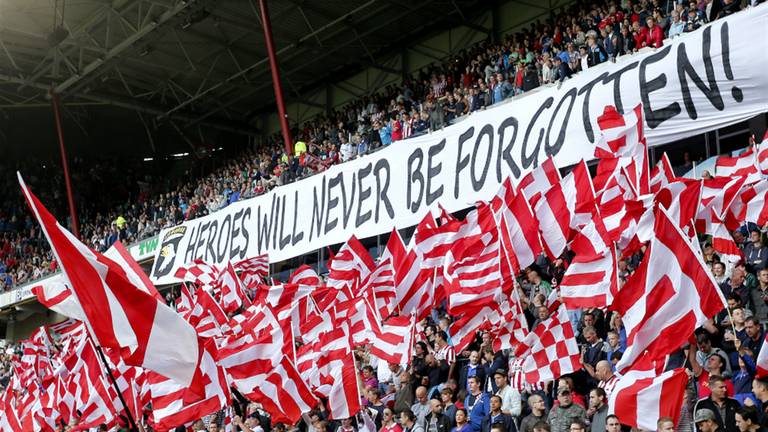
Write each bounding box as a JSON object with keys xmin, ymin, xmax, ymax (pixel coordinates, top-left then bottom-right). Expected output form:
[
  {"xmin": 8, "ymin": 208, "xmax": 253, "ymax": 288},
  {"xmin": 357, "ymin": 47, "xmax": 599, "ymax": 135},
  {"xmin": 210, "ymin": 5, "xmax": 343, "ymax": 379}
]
[{"xmin": 53, "ymin": 0, "xmax": 199, "ymax": 94}]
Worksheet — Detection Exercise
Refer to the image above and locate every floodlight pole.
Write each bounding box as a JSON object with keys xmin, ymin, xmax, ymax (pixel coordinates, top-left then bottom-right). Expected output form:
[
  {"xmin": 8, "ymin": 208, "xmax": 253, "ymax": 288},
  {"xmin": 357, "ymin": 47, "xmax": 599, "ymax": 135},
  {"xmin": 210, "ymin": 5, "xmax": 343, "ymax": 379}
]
[
  {"xmin": 51, "ymin": 91, "xmax": 80, "ymax": 239},
  {"xmin": 258, "ymin": 0, "xmax": 294, "ymax": 156}
]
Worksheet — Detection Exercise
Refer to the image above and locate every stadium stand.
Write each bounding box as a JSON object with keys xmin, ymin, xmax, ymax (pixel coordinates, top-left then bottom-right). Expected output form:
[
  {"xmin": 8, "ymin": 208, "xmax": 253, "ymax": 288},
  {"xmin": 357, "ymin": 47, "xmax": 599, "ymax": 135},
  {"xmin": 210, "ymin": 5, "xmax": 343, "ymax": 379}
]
[{"xmin": 1, "ymin": 0, "xmax": 768, "ymax": 431}]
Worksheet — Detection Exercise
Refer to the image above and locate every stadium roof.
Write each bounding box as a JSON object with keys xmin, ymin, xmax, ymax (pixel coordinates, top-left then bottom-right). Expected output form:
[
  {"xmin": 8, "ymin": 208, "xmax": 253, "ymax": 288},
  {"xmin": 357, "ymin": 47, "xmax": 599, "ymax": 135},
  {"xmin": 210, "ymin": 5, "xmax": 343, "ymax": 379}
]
[{"xmin": 0, "ymin": 0, "xmax": 489, "ymax": 142}]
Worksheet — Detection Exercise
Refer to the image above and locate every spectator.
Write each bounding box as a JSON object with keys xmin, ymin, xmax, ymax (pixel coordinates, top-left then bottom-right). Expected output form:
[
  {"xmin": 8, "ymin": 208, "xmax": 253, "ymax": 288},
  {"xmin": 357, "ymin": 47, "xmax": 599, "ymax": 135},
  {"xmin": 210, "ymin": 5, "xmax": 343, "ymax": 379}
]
[
  {"xmin": 480, "ymin": 395, "xmax": 516, "ymax": 432},
  {"xmin": 693, "ymin": 375, "xmax": 740, "ymax": 432},
  {"xmin": 464, "ymin": 377, "xmax": 490, "ymax": 432},
  {"xmin": 412, "ymin": 386, "xmax": 431, "ymax": 427},
  {"xmin": 519, "ymin": 395, "xmax": 547, "ymax": 432},
  {"xmin": 745, "ymin": 231, "xmax": 768, "ymax": 271},
  {"xmin": 586, "ymin": 388, "xmax": 608, "ymax": 432},
  {"xmin": 547, "ymin": 387, "xmax": 586, "ymax": 432},
  {"xmin": 425, "ymin": 400, "xmax": 452, "ymax": 432},
  {"xmin": 401, "ymin": 410, "xmax": 425, "ymax": 432},
  {"xmin": 645, "ymin": 16, "xmax": 664, "ymax": 48},
  {"xmin": 492, "ymin": 370, "xmax": 520, "ymax": 417},
  {"xmin": 735, "ymin": 407, "xmax": 762, "ymax": 432},
  {"xmin": 451, "ymin": 409, "xmax": 471, "ymax": 432},
  {"xmin": 380, "ymin": 409, "xmax": 402, "ymax": 432}
]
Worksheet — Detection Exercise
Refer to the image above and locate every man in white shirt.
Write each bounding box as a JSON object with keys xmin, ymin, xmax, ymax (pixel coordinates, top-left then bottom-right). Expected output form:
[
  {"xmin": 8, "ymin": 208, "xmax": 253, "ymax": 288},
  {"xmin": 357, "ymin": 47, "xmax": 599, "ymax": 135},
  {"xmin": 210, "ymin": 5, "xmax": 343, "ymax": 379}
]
[
  {"xmin": 339, "ymin": 136, "xmax": 354, "ymax": 162},
  {"xmin": 493, "ymin": 369, "xmax": 521, "ymax": 417}
]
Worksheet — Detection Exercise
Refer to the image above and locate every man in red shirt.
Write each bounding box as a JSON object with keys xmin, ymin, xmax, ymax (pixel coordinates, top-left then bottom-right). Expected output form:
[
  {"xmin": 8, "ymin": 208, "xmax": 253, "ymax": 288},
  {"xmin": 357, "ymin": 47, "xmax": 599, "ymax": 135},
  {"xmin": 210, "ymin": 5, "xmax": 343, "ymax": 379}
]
[{"xmin": 645, "ymin": 16, "xmax": 665, "ymax": 48}]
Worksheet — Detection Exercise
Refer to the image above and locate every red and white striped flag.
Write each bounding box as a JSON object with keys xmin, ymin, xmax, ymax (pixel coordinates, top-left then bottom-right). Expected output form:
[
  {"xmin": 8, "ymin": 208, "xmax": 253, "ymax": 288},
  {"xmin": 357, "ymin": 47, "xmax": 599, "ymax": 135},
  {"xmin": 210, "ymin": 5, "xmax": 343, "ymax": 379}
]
[
  {"xmin": 443, "ymin": 205, "xmax": 503, "ymax": 315},
  {"xmin": 597, "ymin": 169, "xmax": 635, "ymax": 243},
  {"xmin": 560, "ymin": 220, "xmax": 618, "ymax": 309},
  {"xmin": 254, "ymin": 283, "xmax": 315, "ymax": 311},
  {"xmin": 656, "ymin": 178, "xmax": 702, "ymax": 231},
  {"xmin": 288, "ymin": 264, "xmax": 322, "ymax": 285},
  {"xmin": 217, "ymin": 318, "xmax": 315, "ymax": 424},
  {"xmin": 513, "ymin": 305, "xmax": 581, "ymax": 386},
  {"xmin": 711, "ymin": 211, "xmax": 743, "ymax": 264},
  {"xmin": 188, "ymin": 286, "xmax": 230, "ymax": 338},
  {"xmin": 148, "ymin": 342, "xmax": 230, "ymax": 431},
  {"xmin": 611, "ymin": 207, "xmax": 727, "ymax": 373},
  {"xmin": 517, "ymin": 156, "xmax": 561, "ymax": 206},
  {"xmin": 493, "ymin": 178, "xmax": 543, "ymax": 275},
  {"xmin": 369, "ymin": 314, "xmax": 416, "ymax": 365},
  {"xmin": 729, "ymin": 181, "xmax": 768, "ymax": 228},
  {"xmin": 234, "ymin": 254, "xmax": 269, "ymax": 288},
  {"xmin": 0, "ymin": 386, "xmax": 23, "ymax": 432},
  {"xmin": 534, "ymin": 161, "xmax": 597, "ymax": 259},
  {"xmin": 327, "ymin": 236, "xmax": 376, "ymax": 299},
  {"xmin": 59, "ymin": 335, "xmax": 119, "ymax": 429},
  {"xmin": 489, "ymin": 292, "xmax": 529, "ymax": 352},
  {"xmin": 176, "ymin": 282, "xmax": 195, "ymax": 318},
  {"xmin": 395, "ymin": 214, "xmax": 437, "ymax": 320},
  {"xmin": 216, "ymin": 262, "xmax": 252, "ymax": 314},
  {"xmin": 697, "ymin": 176, "xmax": 747, "ymax": 233},
  {"xmin": 609, "ymin": 367, "xmax": 688, "ymax": 431},
  {"xmin": 19, "ymin": 174, "xmax": 204, "ymax": 393},
  {"xmin": 314, "ymin": 323, "xmax": 361, "ymax": 419},
  {"xmin": 716, "ymin": 148, "xmax": 758, "ymax": 177},
  {"xmin": 649, "ymin": 152, "xmax": 675, "ymax": 193},
  {"xmin": 595, "ymin": 104, "xmax": 650, "ymax": 195},
  {"xmin": 450, "ymin": 305, "xmax": 494, "ymax": 353}
]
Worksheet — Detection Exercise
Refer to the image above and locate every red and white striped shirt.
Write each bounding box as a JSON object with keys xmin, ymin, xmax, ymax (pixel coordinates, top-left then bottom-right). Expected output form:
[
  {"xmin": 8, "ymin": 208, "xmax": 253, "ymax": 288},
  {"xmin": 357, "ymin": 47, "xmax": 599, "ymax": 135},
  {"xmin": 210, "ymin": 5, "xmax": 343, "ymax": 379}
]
[
  {"xmin": 435, "ymin": 344, "xmax": 456, "ymax": 365},
  {"xmin": 598, "ymin": 375, "xmax": 619, "ymax": 398}
]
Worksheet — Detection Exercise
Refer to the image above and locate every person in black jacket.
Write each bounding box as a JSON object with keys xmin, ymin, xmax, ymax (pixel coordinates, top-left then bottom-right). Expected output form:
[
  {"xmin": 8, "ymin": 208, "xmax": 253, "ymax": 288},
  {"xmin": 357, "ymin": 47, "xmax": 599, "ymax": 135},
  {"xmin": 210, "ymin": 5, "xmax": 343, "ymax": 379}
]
[
  {"xmin": 425, "ymin": 400, "xmax": 453, "ymax": 432},
  {"xmin": 480, "ymin": 396, "xmax": 517, "ymax": 432},
  {"xmin": 553, "ymin": 56, "xmax": 572, "ymax": 87},
  {"xmin": 693, "ymin": 375, "xmax": 740, "ymax": 432},
  {"xmin": 459, "ymin": 351, "xmax": 486, "ymax": 392}
]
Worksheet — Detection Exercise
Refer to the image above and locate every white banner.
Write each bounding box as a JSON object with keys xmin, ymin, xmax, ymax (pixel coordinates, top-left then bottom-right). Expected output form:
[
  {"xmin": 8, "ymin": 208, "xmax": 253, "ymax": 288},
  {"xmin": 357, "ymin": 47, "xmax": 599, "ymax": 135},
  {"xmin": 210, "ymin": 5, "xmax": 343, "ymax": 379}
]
[{"xmin": 150, "ymin": 6, "xmax": 768, "ymax": 284}]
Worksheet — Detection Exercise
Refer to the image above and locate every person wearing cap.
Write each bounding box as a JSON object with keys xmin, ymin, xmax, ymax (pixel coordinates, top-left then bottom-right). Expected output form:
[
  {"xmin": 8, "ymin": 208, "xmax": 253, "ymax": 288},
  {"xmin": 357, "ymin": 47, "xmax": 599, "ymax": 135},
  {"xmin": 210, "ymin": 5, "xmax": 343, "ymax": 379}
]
[
  {"xmin": 493, "ymin": 369, "xmax": 520, "ymax": 417},
  {"xmin": 694, "ymin": 409, "xmax": 723, "ymax": 432},
  {"xmin": 547, "ymin": 387, "xmax": 586, "ymax": 432},
  {"xmin": 480, "ymin": 395, "xmax": 516, "ymax": 432},
  {"xmin": 693, "ymin": 375, "xmax": 739, "ymax": 432}
]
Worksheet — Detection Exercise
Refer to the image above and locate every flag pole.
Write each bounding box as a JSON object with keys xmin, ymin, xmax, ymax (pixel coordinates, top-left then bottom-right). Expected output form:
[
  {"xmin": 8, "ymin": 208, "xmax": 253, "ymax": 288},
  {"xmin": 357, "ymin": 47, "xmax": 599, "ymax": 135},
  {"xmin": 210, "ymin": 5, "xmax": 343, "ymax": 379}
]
[{"xmin": 95, "ymin": 345, "xmax": 140, "ymax": 432}]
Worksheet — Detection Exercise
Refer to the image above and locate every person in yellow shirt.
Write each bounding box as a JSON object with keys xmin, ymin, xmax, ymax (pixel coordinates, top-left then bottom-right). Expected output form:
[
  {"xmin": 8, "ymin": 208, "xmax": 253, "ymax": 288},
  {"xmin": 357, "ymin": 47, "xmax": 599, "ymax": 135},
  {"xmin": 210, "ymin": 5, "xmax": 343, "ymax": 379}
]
[{"xmin": 294, "ymin": 140, "xmax": 307, "ymax": 156}]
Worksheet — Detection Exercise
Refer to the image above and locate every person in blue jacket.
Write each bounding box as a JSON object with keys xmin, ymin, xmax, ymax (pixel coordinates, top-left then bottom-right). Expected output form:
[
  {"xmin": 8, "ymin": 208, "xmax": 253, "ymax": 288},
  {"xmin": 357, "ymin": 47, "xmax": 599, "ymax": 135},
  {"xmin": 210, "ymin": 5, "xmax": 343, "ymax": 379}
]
[{"xmin": 464, "ymin": 376, "xmax": 490, "ymax": 432}]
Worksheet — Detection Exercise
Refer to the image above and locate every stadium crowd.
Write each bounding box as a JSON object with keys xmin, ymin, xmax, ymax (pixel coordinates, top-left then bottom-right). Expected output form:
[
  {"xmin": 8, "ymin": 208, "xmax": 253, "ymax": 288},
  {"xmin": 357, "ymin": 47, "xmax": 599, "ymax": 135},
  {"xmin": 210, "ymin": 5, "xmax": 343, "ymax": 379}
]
[
  {"xmin": 1, "ymin": 0, "xmax": 767, "ymax": 430},
  {"xmin": 0, "ymin": 0, "xmax": 746, "ymax": 292}
]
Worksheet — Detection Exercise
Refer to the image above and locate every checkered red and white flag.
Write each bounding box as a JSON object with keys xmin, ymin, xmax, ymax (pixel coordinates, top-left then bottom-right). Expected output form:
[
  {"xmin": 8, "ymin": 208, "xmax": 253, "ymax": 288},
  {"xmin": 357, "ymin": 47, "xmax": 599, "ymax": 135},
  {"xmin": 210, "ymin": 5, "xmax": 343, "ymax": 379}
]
[{"xmin": 513, "ymin": 305, "xmax": 581, "ymax": 386}]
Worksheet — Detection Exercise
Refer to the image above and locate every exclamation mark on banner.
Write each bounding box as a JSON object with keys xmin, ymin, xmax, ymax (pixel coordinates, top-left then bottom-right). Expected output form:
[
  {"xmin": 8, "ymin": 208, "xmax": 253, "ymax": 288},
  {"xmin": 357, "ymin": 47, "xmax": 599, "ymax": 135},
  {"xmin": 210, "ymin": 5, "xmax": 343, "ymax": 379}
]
[{"xmin": 720, "ymin": 22, "xmax": 743, "ymax": 102}]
